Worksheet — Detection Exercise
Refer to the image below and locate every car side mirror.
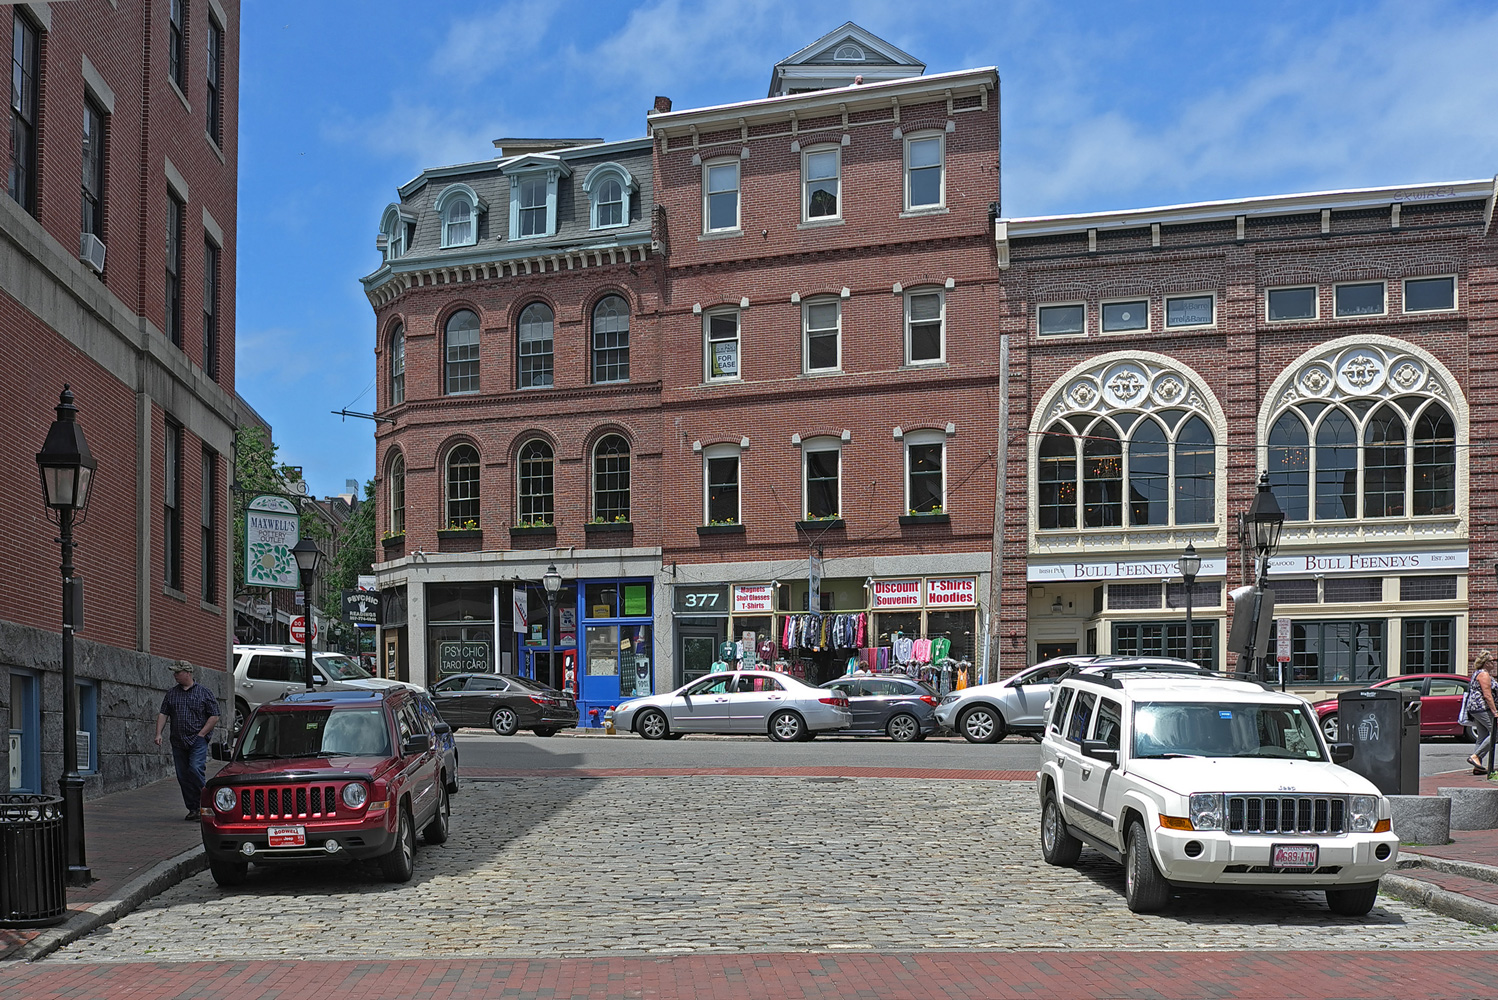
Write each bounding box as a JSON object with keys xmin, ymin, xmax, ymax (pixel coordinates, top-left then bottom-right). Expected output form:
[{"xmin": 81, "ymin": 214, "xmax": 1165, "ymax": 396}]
[
  {"xmin": 210, "ymin": 740, "xmax": 230, "ymax": 761},
  {"xmin": 312, "ymin": 673, "xmax": 328, "ymax": 686},
  {"xmin": 402, "ymin": 733, "xmax": 431, "ymax": 756},
  {"xmin": 433, "ymin": 720, "xmax": 452, "ymax": 736},
  {"xmin": 1080, "ymin": 739, "xmax": 1119, "ymax": 766},
  {"xmin": 1330, "ymin": 742, "xmax": 1355, "ymax": 764}
]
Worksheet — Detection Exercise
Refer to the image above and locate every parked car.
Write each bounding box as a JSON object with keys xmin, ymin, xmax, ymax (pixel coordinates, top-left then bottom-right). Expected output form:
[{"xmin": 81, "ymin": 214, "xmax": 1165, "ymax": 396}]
[
  {"xmin": 1037, "ymin": 664, "xmax": 1398, "ymax": 915},
  {"xmin": 202, "ymin": 687, "xmax": 453, "ymax": 887},
  {"xmin": 232, "ymin": 644, "xmax": 421, "ymax": 732},
  {"xmin": 429, "ymin": 673, "xmax": 579, "ymax": 736},
  {"xmin": 411, "ymin": 689, "xmax": 460, "ymax": 795},
  {"xmin": 818, "ymin": 674, "xmax": 941, "ymax": 741},
  {"xmin": 1311, "ymin": 673, "xmax": 1471, "ymax": 741},
  {"xmin": 608, "ymin": 670, "xmax": 852, "ymax": 742},
  {"xmin": 935, "ymin": 655, "xmax": 1200, "ymax": 743}
]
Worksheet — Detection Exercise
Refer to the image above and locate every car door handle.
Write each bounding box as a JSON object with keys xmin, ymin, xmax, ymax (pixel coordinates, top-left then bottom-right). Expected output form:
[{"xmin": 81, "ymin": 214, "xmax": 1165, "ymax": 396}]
[{"xmin": 1081, "ymin": 766, "xmax": 1093, "ymax": 779}]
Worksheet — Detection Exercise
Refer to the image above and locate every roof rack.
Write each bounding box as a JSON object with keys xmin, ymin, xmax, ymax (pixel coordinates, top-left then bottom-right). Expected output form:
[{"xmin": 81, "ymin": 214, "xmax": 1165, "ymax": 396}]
[{"xmin": 1074, "ymin": 663, "xmax": 1224, "ymax": 688}]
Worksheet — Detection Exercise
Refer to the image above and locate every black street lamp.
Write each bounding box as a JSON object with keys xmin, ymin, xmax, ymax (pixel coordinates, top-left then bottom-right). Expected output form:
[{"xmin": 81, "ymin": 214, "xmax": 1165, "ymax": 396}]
[
  {"xmin": 542, "ymin": 562, "xmax": 562, "ymax": 685},
  {"xmin": 291, "ymin": 536, "xmax": 323, "ymax": 691},
  {"xmin": 35, "ymin": 385, "xmax": 98, "ymax": 886},
  {"xmin": 1178, "ymin": 542, "xmax": 1201, "ymax": 666},
  {"xmin": 1245, "ymin": 472, "xmax": 1286, "ymax": 685}
]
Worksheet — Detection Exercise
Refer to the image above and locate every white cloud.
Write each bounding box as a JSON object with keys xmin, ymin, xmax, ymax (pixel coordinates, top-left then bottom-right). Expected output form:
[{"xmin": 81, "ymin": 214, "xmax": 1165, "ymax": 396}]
[{"xmin": 429, "ymin": 0, "xmax": 559, "ymax": 84}]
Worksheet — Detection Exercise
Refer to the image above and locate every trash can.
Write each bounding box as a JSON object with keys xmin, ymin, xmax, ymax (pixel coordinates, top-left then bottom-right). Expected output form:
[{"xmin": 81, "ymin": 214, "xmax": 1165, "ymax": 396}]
[
  {"xmin": 1336, "ymin": 688, "xmax": 1421, "ymax": 796},
  {"xmin": 0, "ymin": 794, "xmax": 67, "ymax": 927}
]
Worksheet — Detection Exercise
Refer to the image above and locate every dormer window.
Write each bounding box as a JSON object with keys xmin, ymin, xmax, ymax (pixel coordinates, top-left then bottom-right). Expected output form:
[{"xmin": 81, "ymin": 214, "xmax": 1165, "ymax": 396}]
[
  {"xmin": 434, "ymin": 183, "xmax": 483, "ymax": 248},
  {"xmin": 380, "ymin": 204, "xmax": 415, "ymax": 262},
  {"xmin": 502, "ymin": 157, "xmax": 571, "ymax": 241},
  {"xmin": 582, "ymin": 163, "xmax": 637, "ymax": 230}
]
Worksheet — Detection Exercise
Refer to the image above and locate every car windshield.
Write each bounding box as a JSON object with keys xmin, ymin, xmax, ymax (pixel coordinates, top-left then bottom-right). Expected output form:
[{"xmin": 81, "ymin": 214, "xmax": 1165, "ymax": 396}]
[
  {"xmin": 501, "ymin": 674, "xmax": 552, "ymax": 692},
  {"xmin": 239, "ymin": 707, "xmax": 391, "ymax": 759},
  {"xmin": 1131, "ymin": 701, "xmax": 1325, "ymax": 761},
  {"xmin": 316, "ymin": 654, "xmax": 373, "ymax": 680}
]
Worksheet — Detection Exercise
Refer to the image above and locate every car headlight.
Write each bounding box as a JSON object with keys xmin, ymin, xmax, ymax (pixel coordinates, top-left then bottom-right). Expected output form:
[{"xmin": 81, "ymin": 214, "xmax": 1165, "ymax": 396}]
[
  {"xmin": 213, "ymin": 787, "xmax": 238, "ymax": 813},
  {"xmin": 1349, "ymin": 794, "xmax": 1379, "ymax": 833},
  {"xmin": 1189, "ymin": 793, "xmax": 1223, "ymax": 831},
  {"xmin": 342, "ymin": 782, "xmax": 368, "ymax": 809},
  {"xmin": 940, "ymin": 693, "xmax": 958, "ymax": 705}
]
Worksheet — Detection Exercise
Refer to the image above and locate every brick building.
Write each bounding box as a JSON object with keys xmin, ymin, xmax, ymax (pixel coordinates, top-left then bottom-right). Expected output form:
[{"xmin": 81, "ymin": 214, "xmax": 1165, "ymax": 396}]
[
  {"xmin": 367, "ymin": 23, "xmax": 1498, "ymax": 720},
  {"xmin": 2, "ymin": 0, "xmax": 240, "ymax": 793}
]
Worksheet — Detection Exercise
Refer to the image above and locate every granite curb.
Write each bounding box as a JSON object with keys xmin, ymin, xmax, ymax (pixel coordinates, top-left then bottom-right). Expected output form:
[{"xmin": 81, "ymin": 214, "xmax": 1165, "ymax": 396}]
[
  {"xmin": 10, "ymin": 846, "xmax": 207, "ymax": 963},
  {"xmin": 1384, "ymin": 855, "xmax": 1498, "ymax": 928}
]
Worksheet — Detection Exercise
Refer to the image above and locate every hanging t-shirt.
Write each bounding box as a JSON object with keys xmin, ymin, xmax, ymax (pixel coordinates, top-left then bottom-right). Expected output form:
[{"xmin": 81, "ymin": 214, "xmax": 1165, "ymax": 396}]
[{"xmin": 931, "ymin": 637, "xmax": 951, "ymax": 664}]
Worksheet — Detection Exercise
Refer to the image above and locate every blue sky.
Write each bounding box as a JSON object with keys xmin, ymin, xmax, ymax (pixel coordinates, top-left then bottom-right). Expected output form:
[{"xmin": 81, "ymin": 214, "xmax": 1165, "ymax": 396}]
[{"xmin": 237, "ymin": 0, "xmax": 1498, "ymax": 499}]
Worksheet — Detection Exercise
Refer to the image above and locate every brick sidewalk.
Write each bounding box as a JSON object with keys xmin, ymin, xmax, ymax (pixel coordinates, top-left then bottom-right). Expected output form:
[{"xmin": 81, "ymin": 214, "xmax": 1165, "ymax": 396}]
[{"xmin": 1, "ymin": 951, "xmax": 1492, "ymax": 999}]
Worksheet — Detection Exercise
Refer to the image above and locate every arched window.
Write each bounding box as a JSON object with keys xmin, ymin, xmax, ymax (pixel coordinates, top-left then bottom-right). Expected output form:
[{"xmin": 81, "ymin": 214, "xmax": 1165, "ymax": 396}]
[
  {"xmin": 1127, "ymin": 418, "xmax": 1168, "ymax": 526},
  {"xmin": 1082, "ymin": 423, "xmax": 1122, "ymax": 528},
  {"xmin": 517, "ymin": 440, "xmax": 553, "ymax": 527},
  {"xmin": 592, "ymin": 295, "xmax": 629, "ymax": 383},
  {"xmin": 583, "ymin": 162, "xmax": 637, "ymax": 229},
  {"xmin": 380, "ymin": 204, "xmax": 412, "ymax": 261},
  {"xmin": 388, "ymin": 453, "xmax": 405, "ymax": 536},
  {"xmin": 1037, "ymin": 426, "xmax": 1077, "ymax": 529},
  {"xmin": 1174, "ymin": 416, "xmax": 1215, "ymax": 524},
  {"xmin": 1315, "ymin": 409, "xmax": 1357, "ymax": 520},
  {"xmin": 434, "ymin": 183, "xmax": 483, "ymax": 248},
  {"xmin": 1363, "ymin": 404, "xmax": 1406, "ymax": 517},
  {"xmin": 445, "ymin": 445, "xmax": 480, "ymax": 529},
  {"xmin": 389, "ymin": 324, "xmax": 405, "ymax": 406},
  {"xmin": 1413, "ymin": 407, "xmax": 1456, "ymax": 515},
  {"xmin": 1268, "ymin": 412, "xmax": 1310, "ymax": 521},
  {"xmin": 518, "ymin": 303, "xmax": 554, "ymax": 388},
  {"xmin": 445, "ymin": 310, "xmax": 480, "ymax": 395},
  {"xmin": 593, "ymin": 435, "xmax": 630, "ymax": 522},
  {"xmin": 595, "ymin": 177, "xmax": 624, "ymax": 227}
]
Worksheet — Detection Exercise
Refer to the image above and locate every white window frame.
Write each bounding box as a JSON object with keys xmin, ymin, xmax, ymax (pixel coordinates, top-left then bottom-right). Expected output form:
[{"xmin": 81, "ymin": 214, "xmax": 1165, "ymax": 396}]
[
  {"xmin": 905, "ymin": 288, "xmax": 945, "ymax": 365},
  {"xmin": 904, "ymin": 430, "xmax": 946, "ymax": 514},
  {"xmin": 802, "ymin": 145, "xmax": 841, "ymax": 223},
  {"xmin": 903, "ymin": 132, "xmax": 945, "ymax": 213},
  {"xmin": 389, "ymin": 324, "xmax": 405, "ymax": 406},
  {"xmin": 388, "ymin": 452, "xmax": 405, "ymax": 536},
  {"xmin": 1164, "ymin": 293, "xmax": 1216, "ymax": 329},
  {"xmin": 1333, "ymin": 280, "xmax": 1387, "ymax": 319},
  {"xmin": 802, "ymin": 298, "xmax": 841, "ymax": 374},
  {"xmin": 380, "ymin": 204, "xmax": 414, "ymax": 261},
  {"xmin": 504, "ymin": 162, "xmax": 569, "ymax": 241},
  {"xmin": 1266, "ymin": 285, "xmax": 1319, "ymax": 323},
  {"xmin": 1037, "ymin": 302, "xmax": 1086, "ymax": 337},
  {"xmin": 1403, "ymin": 275, "xmax": 1458, "ymax": 314},
  {"xmin": 702, "ymin": 443, "xmax": 742, "ymax": 525},
  {"xmin": 703, "ymin": 158, "xmax": 741, "ymax": 234},
  {"xmin": 801, "ymin": 437, "xmax": 842, "ymax": 521},
  {"xmin": 1100, "ymin": 297, "xmax": 1150, "ymax": 335},
  {"xmin": 434, "ymin": 184, "xmax": 483, "ymax": 249},
  {"xmin": 582, "ymin": 162, "xmax": 637, "ymax": 231},
  {"xmin": 704, "ymin": 308, "xmax": 741, "ymax": 382}
]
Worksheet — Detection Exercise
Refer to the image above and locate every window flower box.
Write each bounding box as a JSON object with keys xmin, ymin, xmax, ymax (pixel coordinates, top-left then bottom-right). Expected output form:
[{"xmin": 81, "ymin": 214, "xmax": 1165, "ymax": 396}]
[
  {"xmin": 899, "ymin": 513, "xmax": 950, "ymax": 526},
  {"xmin": 510, "ymin": 524, "xmax": 557, "ymax": 538},
  {"xmin": 436, "ymin": 528, "xmax": 483, "ymax": 540},
  {"xmin": 697, "ymin": 523, "xmax": 745, "ymax": 536},
  {"xmin": 380, "ymin": 533, "xmax": 406, "ymax": 550},
  {"xmin": 796, "ymin": 518, "xmax": 845, "ymax": 531},
  {"xmin": 585, "ymin": 521, "xmax": 632, "ymax": 534}
]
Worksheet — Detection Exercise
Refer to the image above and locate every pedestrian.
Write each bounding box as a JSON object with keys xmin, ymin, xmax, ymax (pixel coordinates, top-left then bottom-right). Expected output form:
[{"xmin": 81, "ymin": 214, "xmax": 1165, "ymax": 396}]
[
  {"xmin": 1466, "ymin": 649, "xmax": 1497, "ymax": 775},
  {"xmin": 154, "ymin": 662, "xmax": 221, "ymax": 820}
]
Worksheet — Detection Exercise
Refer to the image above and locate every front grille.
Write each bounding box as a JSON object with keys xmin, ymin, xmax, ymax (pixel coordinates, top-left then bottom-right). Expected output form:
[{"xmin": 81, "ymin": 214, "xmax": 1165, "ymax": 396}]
[
  {"xmin": 1223, "ymin": 864, "xmax": 1343, "ymax": 875},
  {"xmin": 1226, "ymin": 795, "xmax": 1345, "ymax": 836},
  {"xmin": 238, "ymin": 784, "xmax": 338, "ymax": 821}
]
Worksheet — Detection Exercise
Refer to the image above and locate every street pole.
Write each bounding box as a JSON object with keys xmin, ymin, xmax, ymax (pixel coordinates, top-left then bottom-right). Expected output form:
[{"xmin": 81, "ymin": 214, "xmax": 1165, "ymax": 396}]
[
  {"xmin": 1178, "ymin": 542, "xmax": 1200, "ymax": 668},
  {"xmin": 58, "ymin": 502, "xmax": 90, "ymax": 885},
  {"xmin": 301, "ymin": 565, "xmax": 314, "ymax": 691}
]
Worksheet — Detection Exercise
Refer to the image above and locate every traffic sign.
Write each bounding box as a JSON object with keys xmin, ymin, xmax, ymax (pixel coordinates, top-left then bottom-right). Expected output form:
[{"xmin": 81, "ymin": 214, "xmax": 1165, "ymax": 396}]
[
  {"xmin": 290, "ymin": 616, "xmax": 317, "ymax": 644},
  {"xmin": 1276, "ymin": 617, "xmax": 1292, "ymax": 663}
]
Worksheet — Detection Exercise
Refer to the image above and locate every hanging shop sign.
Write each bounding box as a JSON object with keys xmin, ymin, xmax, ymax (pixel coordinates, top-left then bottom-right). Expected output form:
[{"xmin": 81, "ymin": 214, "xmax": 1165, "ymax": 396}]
[
  {"xmin": 925, "ymin": 577, "xmax": 976, "ymax": 608},
  {"xmin": 341, "ymin": 589, "xmax": 381, "ymax": 625},
  {"xmin": 512, "ymin": 589, "xmax": 528, "ymax": 634},
  {"xmin": 809, "ymin": 551, "xmax": 823, "ymax": 613},
  {"xmin": 244, "ymin": 495, "xmax": 300, "ymax": 590},
  {"xmin": 674, "ymin": 584, "xmax": 729, "ymax": 614},
  {"xmin": 734, "ymin": 584, "xmax": 774, "ymax": 614},
  {"xmin": 871, "ymin": 579, "xmax": 922, "ymax": 609}
]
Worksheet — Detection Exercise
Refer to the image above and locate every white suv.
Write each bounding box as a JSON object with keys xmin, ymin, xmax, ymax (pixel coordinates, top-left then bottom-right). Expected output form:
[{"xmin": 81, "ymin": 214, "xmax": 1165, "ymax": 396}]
[
  {"xmin": 1037, "ymin": 665, "xmax": 1398, "ymax": 915},
  {"xmin": 232, "ymin": 645, "xmax": 420, "ymax": 731}
]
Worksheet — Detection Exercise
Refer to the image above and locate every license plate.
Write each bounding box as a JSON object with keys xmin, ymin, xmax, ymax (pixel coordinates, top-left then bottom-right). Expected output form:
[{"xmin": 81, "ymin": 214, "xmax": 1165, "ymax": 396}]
[
  {"xmin": 267, "ymin": 825, "xmax": 306, "ymax": 848},
  {"xmin": 1272, "ymin": 843, "xmax": 1318, "ymax": 868}
]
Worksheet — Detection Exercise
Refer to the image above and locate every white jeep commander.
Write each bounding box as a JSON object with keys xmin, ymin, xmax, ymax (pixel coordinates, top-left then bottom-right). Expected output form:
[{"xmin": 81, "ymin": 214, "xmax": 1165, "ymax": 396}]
[{"xmin": 1036, "ymin": 665, "xmax": 1399, "ymax": 914}]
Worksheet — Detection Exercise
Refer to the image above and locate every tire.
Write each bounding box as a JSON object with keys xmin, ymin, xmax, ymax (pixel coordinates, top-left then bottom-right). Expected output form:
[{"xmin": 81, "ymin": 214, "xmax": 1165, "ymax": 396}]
[
  {"xmin": 533, "ymin": 728, "xmax": 558, "ymax": 737},
  {"xmin": 209, "ymin": 858, "xmax": 248, "ymax": 887},
  {"xmin": 1040, "ymin": 794, "xmax": 1083, "ymax": 867},
  {"xmin": 886, "ymin": 713, "xmax": 921, "ymax": 743},
  {"xmin": 232, "ymin": 699, "xmax": 251, "ymax": 737},
  {"xmin": 490, "ymin": 706, "xmax": 520, "ymax": 736},
  {"xmin": 637, "ymin": 709, "xmax": 670, "ymax": 740},
  {"xmin": 664, "ymin": 732, "xmax": 685, "ymax": 740},
  {"xmin": 380, "ymin": 805, "xmax": 416, "ymax": 883},
  {"xmin": 958, "ymin": 705, "xmax": 1006, "ymax": 744},
  {"xmin": 1321, "ymin": 713, "xmax": 1339, "ymax": 743},
  {"xmin": 423, "ymin": 782, "xmax": 450, "ymax": 845},
  {"xmin": 768, "ymin": 710, "xmax": 806, "ymax": 742},
  {"xmin": 1124, "ymin": 820, "xmax": 1170, "ymax": 913},
  {"xmin": 1326, "ymin": 882, "xmax": 1380, "ymax": 916}
]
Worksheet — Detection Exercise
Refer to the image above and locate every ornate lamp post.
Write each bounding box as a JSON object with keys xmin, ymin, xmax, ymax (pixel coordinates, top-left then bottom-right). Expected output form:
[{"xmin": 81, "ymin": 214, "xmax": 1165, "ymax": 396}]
[
  {"xmin": 1245, "ymin": 472, "xmax": 1286, "ymax": 684},
  {"xmin": 35, "ymin": 385, "xmax": 98, "ymax": 886},
  {"xmin": 291, "ymin": 536, "xmax": 323, "ymax": 691},
  {"xmin": 542, "ymin": 562, "xmax": 562, "ymax": 684},
  {"xmin": 1178, "ymin": 542, "xmax": 1201, "ymax": 666}
]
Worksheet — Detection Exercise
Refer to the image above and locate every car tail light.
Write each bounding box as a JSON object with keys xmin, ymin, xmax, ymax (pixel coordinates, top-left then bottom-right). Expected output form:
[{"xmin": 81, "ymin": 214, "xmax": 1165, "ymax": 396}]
[
  {"xmin": 819, "ymin": 696, "xmax": 849, "ymax": 708},
  {"xmin": 529, "ymin": 695, "xmax": 547, "ymax": 706},
  {"xmin": 919, "ymin": 696, "xmax": 940, "ymax": 707}
]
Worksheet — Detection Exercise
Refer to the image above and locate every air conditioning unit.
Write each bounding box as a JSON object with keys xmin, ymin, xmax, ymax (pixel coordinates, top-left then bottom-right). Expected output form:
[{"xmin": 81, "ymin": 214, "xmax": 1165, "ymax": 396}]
[
  {"xmin": 75, "ymin": 729, "xmax": 91, "ymax": 771},
  {"xmin": 79, "ymin": 232, "xmax": 107, "ymax": 273}
]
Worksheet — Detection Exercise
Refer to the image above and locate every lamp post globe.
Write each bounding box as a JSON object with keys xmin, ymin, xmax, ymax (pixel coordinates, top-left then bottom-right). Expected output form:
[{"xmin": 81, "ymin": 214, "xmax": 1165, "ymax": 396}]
[
  {"xmin": 542, "ymin": 563, "xmax": 562, "ymax": 678},
  {"xmin": 291, "ymin": 537, "xmax": 323, "ymax": 690},
  {"xmin": 34, "ymin": 385, "xmax": 97, "ymax": 885},
  {"xmin": 1244, "ymin": 471, "xmax": 1285, "ymax": 685}
]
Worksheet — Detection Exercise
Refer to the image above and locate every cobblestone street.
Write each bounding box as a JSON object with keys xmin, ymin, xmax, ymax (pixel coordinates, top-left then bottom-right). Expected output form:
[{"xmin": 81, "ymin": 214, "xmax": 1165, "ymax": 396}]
[{"xmin": 47, "ymin": 776, "xmax": 1484, "ymax": 962}]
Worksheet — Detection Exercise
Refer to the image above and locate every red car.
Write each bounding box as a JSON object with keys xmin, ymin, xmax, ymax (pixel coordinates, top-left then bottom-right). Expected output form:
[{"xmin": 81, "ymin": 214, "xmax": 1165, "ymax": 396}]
[
  {"xmin": 202, "ymin": 688, "xmax": 452, "ymax": 887},
  {"xmin": 1311, "ymin": 673, "xmax": 1470, "ymax": 742}
]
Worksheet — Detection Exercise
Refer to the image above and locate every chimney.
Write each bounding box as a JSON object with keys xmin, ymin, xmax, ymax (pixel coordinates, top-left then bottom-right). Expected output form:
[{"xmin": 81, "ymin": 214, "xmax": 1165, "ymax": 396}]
[{"xmin": 652, "ymin": 95, "xmax": 672, "ymax": 114}]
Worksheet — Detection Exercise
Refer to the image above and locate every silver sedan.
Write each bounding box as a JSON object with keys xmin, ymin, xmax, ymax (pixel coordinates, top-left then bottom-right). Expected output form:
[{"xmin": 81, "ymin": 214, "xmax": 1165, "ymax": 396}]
[{"xmin": 609, "ymin": 670, "xmax": 852, "ymax": 742}]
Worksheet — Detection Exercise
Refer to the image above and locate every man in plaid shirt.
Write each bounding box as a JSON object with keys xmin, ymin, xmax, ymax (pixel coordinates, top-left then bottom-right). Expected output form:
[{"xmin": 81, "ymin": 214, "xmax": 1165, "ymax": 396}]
[{"xmin": 154, "ymin": 663, "xmax": 221, "ymax": 820}]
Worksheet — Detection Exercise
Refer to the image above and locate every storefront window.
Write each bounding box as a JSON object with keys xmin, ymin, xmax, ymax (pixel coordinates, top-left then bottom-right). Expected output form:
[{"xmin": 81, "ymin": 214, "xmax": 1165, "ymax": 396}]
[
  {"xmin": 1290, "ymin": 619, "xmax": 1386, "ymax": 684},
  {"xmin": 1404, "ymin": 618, "xmax": 1454, "ymax": 673},
  {"xmin": 428, "ymin": 624, "xmax": 496, "ymax": 676},
  {"xmin": 926, "ymin": 611, "xmax": 975, "ymax": 661},
  {"xmin": 1113, "ymin": 621, "xmax": 1218, "ymax": 669}
]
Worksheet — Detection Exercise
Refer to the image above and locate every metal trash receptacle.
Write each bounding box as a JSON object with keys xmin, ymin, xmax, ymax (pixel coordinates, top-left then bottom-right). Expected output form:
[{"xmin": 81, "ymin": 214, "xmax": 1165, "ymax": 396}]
[
  {"xmin": 0, "ymin": 794, "xmax": 67, "ymax": 927},
  {"xmin": 1337, "ymin": 688, "xmax": 1421, "ymax": 796}
]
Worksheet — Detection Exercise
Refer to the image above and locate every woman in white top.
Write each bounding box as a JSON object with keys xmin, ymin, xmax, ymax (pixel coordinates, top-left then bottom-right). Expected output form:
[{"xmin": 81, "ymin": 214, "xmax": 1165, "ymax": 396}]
[{"xmin": 1466, "ymin": 649, "xmax": 1497, "ymax": 774}]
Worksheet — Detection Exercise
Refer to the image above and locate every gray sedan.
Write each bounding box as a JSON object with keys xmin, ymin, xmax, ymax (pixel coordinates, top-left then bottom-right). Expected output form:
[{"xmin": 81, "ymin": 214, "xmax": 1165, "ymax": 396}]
[{"xmin": 609, "ymin": 670, "xmax": 853, "ymax": 742}]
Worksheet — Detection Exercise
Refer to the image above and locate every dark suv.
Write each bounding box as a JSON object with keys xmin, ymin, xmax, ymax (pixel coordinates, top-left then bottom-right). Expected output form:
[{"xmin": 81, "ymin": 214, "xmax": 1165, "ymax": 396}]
[{"xmin": 202, "ymin": 688, "xmax": 453, "ymax": 886}]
